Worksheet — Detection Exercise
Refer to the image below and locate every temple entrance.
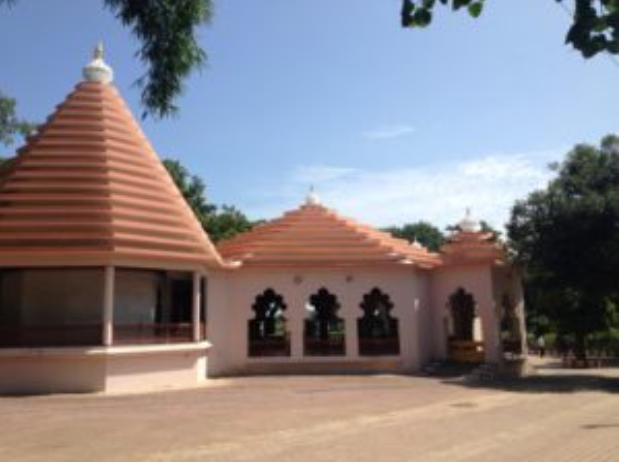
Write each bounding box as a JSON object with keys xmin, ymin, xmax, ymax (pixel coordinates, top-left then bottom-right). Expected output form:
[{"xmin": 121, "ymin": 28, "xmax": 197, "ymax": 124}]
[
  {"xmin": 248, "ymin": 289, "xmax": 290, "ymax": 357},
  {"xmin": 357, "ymin": 288, "xmax": 400, "ymax": 356},
  {"xmin": 447, "ymin": 288, "xmax": 484, "ymax": 363},
  {"xmin": 304, "ymin": 288, "xmax": 345, "ymax": 356}
]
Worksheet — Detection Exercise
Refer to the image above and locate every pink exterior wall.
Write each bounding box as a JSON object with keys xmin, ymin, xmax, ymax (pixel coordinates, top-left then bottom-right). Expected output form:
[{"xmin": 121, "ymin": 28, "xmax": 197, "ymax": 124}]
[
  {"xmin": 0, "ymin": 344, "xmax": 209, "ymax": 395},
  {"xmin": 206, "ymin": 266, "xmax": 434, "ymax": 376},
  {"xmin": 430, "ymin": 264, "xmax": 502, "ymax": 362},
  {"xmin": 0, "ymin": 351, "xmax": 107, "ymax": 394},
  {"xmin": 103, "ymin": 345, "xmax": 208, "ymax": 393},
  {"xmin": 0, "ymin": 261, "xmax": 521, "ymax": 394}
]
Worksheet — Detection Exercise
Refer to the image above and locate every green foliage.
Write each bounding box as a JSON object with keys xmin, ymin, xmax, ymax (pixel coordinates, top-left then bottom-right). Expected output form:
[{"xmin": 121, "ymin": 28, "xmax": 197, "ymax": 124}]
[
  {"xmin": 163, "ymin": 159, "xmax": 216, "ymax": 226},
  {"xmin": 384, "ymin": 221, "xmax": 446, "ymax": 251},
  {"xmin": 401, "ymin": 0, "xmax": 619, "ymax": 58},
  {"xmin": 205, "ymin": 205, "xmax": 254, "ymax": 243},
  {"xmin": 0, "ymin": 0, "xmax": 212, "ymax": 119},
  {"xmin": 507, "ymin": 135, "xmax": 619, "ymax": 358},
  {"xmin": 103, "ymin": 0, "xmax": 212, "ymax": 118},
  {"xmin": 163, "ymin": 158, "xmax": 255, "ymax": 243},
  {"xmin": 0, "ymin": 92, "xmax": 35, "ymax": 150}
]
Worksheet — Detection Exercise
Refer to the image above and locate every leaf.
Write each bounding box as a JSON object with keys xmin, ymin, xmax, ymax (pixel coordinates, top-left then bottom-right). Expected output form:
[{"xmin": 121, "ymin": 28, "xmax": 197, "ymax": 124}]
[
  {"xmin": 413, "ymin": 8, "xmax": 433, "ymax": 27},
  {"xmin": 468, "ymin": 2, "xmax": 484, "ymax": 19}
]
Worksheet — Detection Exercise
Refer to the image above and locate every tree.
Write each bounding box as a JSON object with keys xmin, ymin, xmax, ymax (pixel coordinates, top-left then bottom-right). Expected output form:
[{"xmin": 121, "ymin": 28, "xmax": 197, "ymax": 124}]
[
  {"xmin": 1, "ymin": 0, "xmax": 212, "ymax": 118},
  {"xmin": 163, "ymin": 159, "xmax": 216, "ymax": 227},
  {"xmin": 206, "ymin": 205, "xmax": 254, "ymax": 242},
  {"xmin": 401, "ymin": 1, "xmax": 619, "ymax": 58},
  {"xmin": 507, "ymin": 135, "xmax": 619, "ymax": 359},
  {"xmin": 384, "ymin": 221, "xmax": 446, "ymax": 251},
  {"xmin": 162, "ymin": 158, "xmax": 255, "ymax": 243},
  {"xmin": 0, "ymin": 91, "xmax": 35, "ymax": 158}
]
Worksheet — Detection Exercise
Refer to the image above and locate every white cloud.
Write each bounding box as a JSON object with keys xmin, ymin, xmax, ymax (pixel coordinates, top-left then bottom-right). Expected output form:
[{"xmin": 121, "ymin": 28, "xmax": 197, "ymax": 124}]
[
  {"xmin": 362, "ymin": 124, "xmax": 416, "ymax": 141},
  {"xmin": 291, "ymin": 165, "xmax": 358, "ymax": 183},
  {"xmin": 247, "ymin": 149, "xmax": 563, "ymax": 230}
]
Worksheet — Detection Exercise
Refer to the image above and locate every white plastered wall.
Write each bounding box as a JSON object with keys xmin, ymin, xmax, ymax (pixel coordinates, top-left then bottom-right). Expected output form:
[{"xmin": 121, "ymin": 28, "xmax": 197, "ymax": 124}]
[
  {"xmin": 207, "ymin": 266, "xmax": 433, "ymax": 376},
  {"xmin": 430, "ymin": 264, "xmax": 501, "ymax": 363}
]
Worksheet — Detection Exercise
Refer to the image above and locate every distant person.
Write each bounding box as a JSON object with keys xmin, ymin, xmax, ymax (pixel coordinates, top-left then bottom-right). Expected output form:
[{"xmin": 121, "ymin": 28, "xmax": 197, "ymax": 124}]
[{"xmin": 537, "ymin": 335, "xmax": 546, "ymax": 358}]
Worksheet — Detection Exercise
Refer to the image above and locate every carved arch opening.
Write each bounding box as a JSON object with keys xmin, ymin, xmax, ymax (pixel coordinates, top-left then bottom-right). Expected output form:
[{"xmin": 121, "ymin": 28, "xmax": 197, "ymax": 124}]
[
  {"xmin": 357, "ymin": 288, "xmax": 400, "ymax": 356},
  {"xmin": 248, "ymin": 288, "xmax": 290, "ymax": 357},
  {"xmin": 304, "ymin": 288, "xmax": 345, "ymax": 356},
  {"xmin": 447, "ymin": 287, "xmax": 484, "ymax": 363}
]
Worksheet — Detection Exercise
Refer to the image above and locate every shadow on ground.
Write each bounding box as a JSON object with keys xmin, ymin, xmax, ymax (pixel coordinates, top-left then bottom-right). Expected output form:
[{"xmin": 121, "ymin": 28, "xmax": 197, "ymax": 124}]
[{"xmin": 436, "ymin": 361, "xmax": 619, "ymax": 394}]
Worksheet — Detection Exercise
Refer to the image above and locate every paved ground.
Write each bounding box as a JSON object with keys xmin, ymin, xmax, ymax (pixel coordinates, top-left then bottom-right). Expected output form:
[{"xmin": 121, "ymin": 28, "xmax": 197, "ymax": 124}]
[{"xmin": 1, "ymin": 358, "xmax": 618, "ymax": 462}]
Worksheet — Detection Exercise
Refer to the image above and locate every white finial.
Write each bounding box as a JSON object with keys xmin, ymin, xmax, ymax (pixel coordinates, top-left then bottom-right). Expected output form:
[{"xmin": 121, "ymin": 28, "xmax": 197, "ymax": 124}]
[
  {"xmin": 83, "ymin": 41, "xmax": 114, "ymax": 84},
  {"xmin": 459, "ymin": 207, "xmax": 481, "ymax": 233},
  {"xmin": 306, "ymin": 185, "xmax": 321, "ymax": 205}
]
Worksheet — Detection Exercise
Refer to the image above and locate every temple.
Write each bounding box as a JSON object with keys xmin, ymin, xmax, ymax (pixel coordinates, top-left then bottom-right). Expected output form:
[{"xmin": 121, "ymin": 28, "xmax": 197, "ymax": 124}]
[{"xmin": 0, "ymin": 47, "xmax": 526, "ymax": 394}]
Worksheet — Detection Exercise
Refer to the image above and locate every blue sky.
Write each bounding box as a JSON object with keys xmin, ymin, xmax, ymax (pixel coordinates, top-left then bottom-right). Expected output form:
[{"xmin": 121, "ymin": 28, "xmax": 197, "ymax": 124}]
[{"xmin": 1, "ymin": 0, "xmax": 618, "ymax": 229}]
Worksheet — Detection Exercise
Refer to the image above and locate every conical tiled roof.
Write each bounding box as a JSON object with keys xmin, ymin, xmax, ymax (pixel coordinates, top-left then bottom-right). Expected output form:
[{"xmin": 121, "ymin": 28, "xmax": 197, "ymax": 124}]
[
  {"xmin": 217, "ymin": 200, "xmax": 441, "ymax": 268},
  {"xmin": 0, "ymin": 56, "xmax": 223, "ymax": 268}
]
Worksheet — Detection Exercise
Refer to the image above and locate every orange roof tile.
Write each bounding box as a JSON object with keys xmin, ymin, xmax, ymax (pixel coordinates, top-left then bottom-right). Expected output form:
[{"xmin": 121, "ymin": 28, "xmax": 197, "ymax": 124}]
[
  {"xmin": 217, "ymin": 200, "xmax": 441, "ymax": 268},
  {"xmin": 439, "ymin": 230, "xmax": 506, "ymax": 266},
  {"xmin": 0, "ymin": 63, "xmax": 223, "ymax": 268}
]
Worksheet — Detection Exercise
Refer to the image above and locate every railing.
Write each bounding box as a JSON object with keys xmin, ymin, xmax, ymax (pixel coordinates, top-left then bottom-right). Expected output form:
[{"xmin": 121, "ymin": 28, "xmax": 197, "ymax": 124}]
[
  {"xmin": 0, "ymin": 325, "xmax": 103, "ymax": 348},
  {"xmin": 304, "ymin": 337, "xmax": 346, "ymax": 356},
  {"xmin": 114, "ymin": 323, "xmax": 204, "ymax": 345},
  {"xmin": 448, "ymin": 339, "xmax": 485, "ymax": 363},
  {"xmin": 359, "ymin": 337, "xmax": 400, "ymax": 356},
  {"xmin": 249, "ymin": 337, "xmax": 291, "ymax": 357}
]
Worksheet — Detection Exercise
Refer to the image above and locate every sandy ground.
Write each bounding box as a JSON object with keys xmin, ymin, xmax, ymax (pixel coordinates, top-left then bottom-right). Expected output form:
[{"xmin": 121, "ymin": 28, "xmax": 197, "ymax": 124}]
[{"xmin": 1, "ymin": 358, "xmax": 618, "ymax": 462}]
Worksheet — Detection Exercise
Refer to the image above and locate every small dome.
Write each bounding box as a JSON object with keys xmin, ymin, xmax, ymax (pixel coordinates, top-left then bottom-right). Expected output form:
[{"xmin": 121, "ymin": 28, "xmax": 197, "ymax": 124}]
[
  {"xmin": 305, "ymin": 186, "xmax": 321, "ymax": 205},
  {"xmin": 459, "ymin": 208, "xmax": 481, "ymax": 233},
  {"xmin": 82, "ymin": 42, "xmax": 114, "ymax": 84}
]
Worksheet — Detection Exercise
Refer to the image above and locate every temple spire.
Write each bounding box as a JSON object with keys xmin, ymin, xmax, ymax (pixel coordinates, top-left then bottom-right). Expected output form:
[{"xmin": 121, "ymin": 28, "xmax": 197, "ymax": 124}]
[
  {"xmin": 458, "ymin": 207, "xmax": 481, "ymax": 233},
  {"xmin": 306, "ymin": 185, "xmax": 321, "ymax": 205},
  {"xmin": 82, "ymin": 41, "xmax": 114, "ymax": 84}
]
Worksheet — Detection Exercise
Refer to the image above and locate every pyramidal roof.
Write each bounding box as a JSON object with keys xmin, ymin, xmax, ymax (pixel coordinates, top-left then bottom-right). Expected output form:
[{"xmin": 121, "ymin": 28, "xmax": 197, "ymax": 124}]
[
  {"xmin": 217, "ymin": 195, "xmax": 441, "ymax": 269},
  {"xmin": 0, "ymin": 45, "xmax": 224, "ymax": 268},
  {"xmin": 440, "ymin": 229, "xmax": 506, "ymax": 266}
]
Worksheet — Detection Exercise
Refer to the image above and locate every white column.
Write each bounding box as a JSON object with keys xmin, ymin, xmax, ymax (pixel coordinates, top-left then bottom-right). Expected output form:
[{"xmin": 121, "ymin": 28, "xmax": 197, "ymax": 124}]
[
  {"xmin": 103, "ymin": 265, "xmax": 115, "ymax": 346},
  {"xmin": 344, "ymin": 305, "xmax": 358, "ymax": 359},
  {"xmin": 192, "ymin": 272, "xmax": 202, "ymax": 342}
]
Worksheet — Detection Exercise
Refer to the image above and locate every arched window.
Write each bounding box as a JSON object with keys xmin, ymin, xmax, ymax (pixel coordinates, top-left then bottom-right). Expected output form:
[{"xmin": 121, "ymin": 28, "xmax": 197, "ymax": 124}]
[
  {"xmin": 358, "ymin": 288, "xmax": 400, "ymax": 356},
  {"xmin": 449, "ymin": 288, "xmax": 476, "ymax": 341},
  {"xmin": 304, "ymin": 288, "xmax": 345, "ymax": 356},
  {"xmin": 447, "ymin": 287, "xmax": 484, "ymax": 363},
  {"xmin": 248, "ymin": 289, "xmax": 290, "ymax": 357}
]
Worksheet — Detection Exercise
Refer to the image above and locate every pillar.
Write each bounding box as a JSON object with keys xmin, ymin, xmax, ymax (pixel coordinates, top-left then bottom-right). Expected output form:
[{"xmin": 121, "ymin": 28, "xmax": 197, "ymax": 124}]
[
  {"xmin": 103, "ymin": 265, "xmax": 115, "ymax": 346},
  {"xmin": 342, "ymin": 293, "xmax": 359, "ymax": 360},
  {"xmin": 192, "ymin": 272, "xmax": 202, "ymax": 342},
  {"xmin": 290, "ymin": 290, "xmax": 304, "ymax": 359}
]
